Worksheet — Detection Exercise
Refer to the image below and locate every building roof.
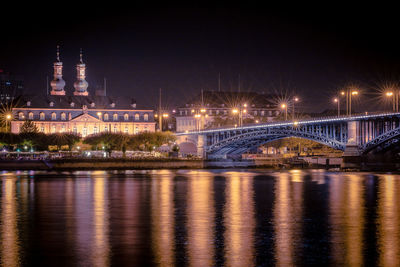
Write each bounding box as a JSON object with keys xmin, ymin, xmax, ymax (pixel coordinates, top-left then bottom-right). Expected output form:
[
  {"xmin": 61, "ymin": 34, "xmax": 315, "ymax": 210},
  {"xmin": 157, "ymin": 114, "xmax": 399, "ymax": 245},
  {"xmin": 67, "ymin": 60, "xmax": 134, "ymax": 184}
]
[
  {"xmin": 15, "ymin": 94, "xmax": 152, "ymax": 110},
  {"xmin": 181, "ymin": 90, "xmax": 277, "ymax": 109}
]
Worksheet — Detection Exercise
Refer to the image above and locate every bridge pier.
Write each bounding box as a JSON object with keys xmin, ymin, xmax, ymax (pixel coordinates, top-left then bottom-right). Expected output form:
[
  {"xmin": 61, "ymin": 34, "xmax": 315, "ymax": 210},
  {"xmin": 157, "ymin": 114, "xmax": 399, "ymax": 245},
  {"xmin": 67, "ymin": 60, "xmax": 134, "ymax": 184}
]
[{"xmin": 341, "ymin": 121, "xmax": 361, "ymax": 169}]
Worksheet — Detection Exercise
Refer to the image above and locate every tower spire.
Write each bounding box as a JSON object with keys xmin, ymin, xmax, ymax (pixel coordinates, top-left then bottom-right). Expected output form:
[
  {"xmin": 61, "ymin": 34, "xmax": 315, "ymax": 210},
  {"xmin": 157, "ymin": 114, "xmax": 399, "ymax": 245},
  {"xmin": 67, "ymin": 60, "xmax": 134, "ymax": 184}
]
[
  {"xmin": 56, "ymin": 45, "xmax": 60, "ymax": 62},
  {"xmin": 79, "ymin": 48, "xmax": 83, "ymax": 63},
  {"xmin": 73, "ymin": 48, "xmax": 89, "ymax": 96},
  {"xmin": 50, "ymin": 45, "xmax": 66, "ymax": 95}
]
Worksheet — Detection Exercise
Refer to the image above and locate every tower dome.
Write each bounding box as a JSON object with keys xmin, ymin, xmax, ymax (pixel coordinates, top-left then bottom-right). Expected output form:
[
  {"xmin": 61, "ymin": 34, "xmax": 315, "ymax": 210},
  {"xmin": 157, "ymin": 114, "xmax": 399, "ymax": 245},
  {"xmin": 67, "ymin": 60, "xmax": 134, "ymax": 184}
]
[
  {"xmin": 73, "ymin": 49, "xmax": 89, "ymax": 96},
  {"xmin": 50, "ymin": 46, "xmax": 66, "ymax": 95}
]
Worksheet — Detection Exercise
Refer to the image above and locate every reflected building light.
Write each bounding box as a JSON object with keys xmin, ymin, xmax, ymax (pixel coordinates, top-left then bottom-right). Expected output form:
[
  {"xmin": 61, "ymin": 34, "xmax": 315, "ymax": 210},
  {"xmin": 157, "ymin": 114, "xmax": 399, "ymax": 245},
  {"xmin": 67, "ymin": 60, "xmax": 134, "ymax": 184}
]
[
  {"xmin": 1, "ymin": 177, "xmax": 20, "ymax": 267},
  {"xmin": 151, "ymin": 175, "xmax": 175, "ymax": 267},
  {"xmin": 92, "ymin": 177, "xmax": 110, "ymax": 267}
]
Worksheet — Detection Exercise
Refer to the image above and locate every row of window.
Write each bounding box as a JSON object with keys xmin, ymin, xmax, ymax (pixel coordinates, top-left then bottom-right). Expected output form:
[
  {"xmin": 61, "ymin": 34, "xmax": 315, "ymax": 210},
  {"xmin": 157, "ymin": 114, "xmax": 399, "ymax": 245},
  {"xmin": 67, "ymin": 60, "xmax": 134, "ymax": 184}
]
[
  {"xmin": 39, "ymin": 125, "xmax": 149, "ymax": 135},
  {"xmin": 179, "ymin": 109, "xmax": 278, "ymax": 116},
  {"xmin": 18, "ymin": 112, "xmax": 149, "ymax": 121}
]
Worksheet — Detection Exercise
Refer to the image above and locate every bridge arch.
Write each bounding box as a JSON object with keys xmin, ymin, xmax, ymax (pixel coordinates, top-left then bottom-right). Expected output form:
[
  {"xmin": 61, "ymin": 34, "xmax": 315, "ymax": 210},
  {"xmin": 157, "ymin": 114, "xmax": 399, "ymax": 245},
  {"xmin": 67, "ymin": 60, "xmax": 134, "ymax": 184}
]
[
  {"xmin": 362, "ymin": 126, "xmax": 400, "ymax": 154},
  {"xmin": 206, "ymin": 128, "xmax": 346, "ymax": 155}
]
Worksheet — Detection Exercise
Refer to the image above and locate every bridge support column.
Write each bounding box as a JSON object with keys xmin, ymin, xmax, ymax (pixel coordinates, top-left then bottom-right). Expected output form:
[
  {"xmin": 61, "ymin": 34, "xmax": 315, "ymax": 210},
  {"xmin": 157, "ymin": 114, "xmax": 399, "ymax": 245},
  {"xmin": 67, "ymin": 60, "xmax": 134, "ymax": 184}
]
[
  {"xmin": 197, "ymin": 134, "xmax": 206, "ymax": 159},
  {"xmin": 341, "ymin": 120, "xmax": 361, "ymax": 169}
]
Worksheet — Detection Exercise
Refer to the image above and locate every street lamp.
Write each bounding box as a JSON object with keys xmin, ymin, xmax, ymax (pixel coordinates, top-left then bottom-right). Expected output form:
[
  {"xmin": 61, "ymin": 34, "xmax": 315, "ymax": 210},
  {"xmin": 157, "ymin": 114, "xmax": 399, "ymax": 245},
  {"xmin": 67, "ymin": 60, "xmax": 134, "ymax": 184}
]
[
  {"xmin": 349, "ymin": 90, "xmax": 358, "ymax": 116},
  {"xmin": 292, "ymin": 97, "xmax": 299, "ymax": 120},
  {"xmin": 386, "ymin": 91, "xmax": 395, "ymax": 111},
  {"xmin": 281, "ymin": 103, "xmax": 287, "ymax": 120},
  {"xmin": 333, "ymin": 98, "xmax": 340, "ymax": 117},
  {"xmin": 5, "ymin": 113, "xmax": 12, "ymax": 132}
]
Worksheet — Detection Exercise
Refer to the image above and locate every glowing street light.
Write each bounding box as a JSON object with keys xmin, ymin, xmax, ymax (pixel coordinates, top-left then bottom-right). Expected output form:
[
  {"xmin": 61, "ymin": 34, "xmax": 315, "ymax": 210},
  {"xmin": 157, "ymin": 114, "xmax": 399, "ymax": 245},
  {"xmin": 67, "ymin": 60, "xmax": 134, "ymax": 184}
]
[
  {"xmin": 386, "ymin": 91, "xmax": 395, "ymax": 111},
  {"xmin": 281, "ymin": 103, "xmax": 288, "ymax": 120},
  {"xmin": 5, "ymin": 113, "xmax": 12, "ymax": 132},
  {"xmin": 162, "ymin": 113, "xmax": 169, "ymax": 118},
  {"xmin": 292, "ymin": 97, "xmax": 299, "ymax": 120},
  {"xmin": 333, "ymin": 97, "xmax": 340, "ymax": 117}
]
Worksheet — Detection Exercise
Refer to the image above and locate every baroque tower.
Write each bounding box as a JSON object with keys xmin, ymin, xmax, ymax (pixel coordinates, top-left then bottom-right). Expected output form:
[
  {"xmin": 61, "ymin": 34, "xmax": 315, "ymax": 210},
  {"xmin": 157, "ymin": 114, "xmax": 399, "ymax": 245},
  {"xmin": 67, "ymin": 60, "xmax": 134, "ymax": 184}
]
[
  {"xmin": 50, "ymin": 45, "xmax": 66, "ymax": 95},
  {"xmin": 73, "ymin": 48, "xmax": 89, "ymax": 96}
]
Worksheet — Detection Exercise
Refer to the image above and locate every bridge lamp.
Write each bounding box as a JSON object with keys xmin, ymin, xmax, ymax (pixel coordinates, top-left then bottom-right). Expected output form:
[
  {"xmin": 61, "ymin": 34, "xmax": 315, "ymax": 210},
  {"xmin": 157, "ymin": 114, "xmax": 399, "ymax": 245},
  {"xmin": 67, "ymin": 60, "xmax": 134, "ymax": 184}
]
[
  {"xmin": 5, "ymin": 113, "xmax": 12, "ymax": 132},
  {"xmin": 232, "ymin": 109, "xmax": 238, "ymax": 114},
  {"xmin": 351, "ymin": 91, "xmax": 358, "ymax": 96},
  {"xmin": 243, "ymin": 103, "xmax": 247, "ymax": 107},
  {"xmin": 293, "ymin": 121, "xmax": 299, "ymax": 126},
  {"xmin": 162, "ymin": 113, "xmax": 169, "ymax": 118},
  {"xmin": 255, "ymin": 120, "xmax": 259, "ymax": 123},
  {"xmin": 281, "ymin": 103, "xmax": 288, "ymax": 120},
  {"xmin": 234, "ymin": 124, "xmax": 237, "ymax": 128},
  {"xmin": 200, "ymin": 108, "xmax": 206, "ymax": 113},
  {"xmin": 386, "ymin": 91, "xmax": 395, "ymax": 111}
]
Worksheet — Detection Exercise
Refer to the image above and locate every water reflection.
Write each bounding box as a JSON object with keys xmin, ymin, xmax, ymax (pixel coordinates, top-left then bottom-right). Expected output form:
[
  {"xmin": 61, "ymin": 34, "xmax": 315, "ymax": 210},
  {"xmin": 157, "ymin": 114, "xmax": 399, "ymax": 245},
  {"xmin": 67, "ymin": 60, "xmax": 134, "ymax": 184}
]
[
  {"xmin": 1, "ymin": 170, "xmax": 400, "ymax": 266},
  {"xmin": 273, "ymin": 170, "xmax": 303, "ymax": 266},
  {"xmin": 224, "ymin": 172, "xmax": 255, "ymax": 267},
  {"xmin": 151, "ymin": 170, "xmax": 175, "ymax": 267},
  {"xmin": 0, "ymin": 177, "xmax": 20, "ymax": 267},
  {"xmin": 92, "ymin": 174, "xmax": 110, "ymax": 267},
  {"xmin": 378, "ymin": 175, "xmax": 400, "ymax": 266},
  {"xmin": 330, "ymin": 174, "xmax": 365, "ymax": 266}
]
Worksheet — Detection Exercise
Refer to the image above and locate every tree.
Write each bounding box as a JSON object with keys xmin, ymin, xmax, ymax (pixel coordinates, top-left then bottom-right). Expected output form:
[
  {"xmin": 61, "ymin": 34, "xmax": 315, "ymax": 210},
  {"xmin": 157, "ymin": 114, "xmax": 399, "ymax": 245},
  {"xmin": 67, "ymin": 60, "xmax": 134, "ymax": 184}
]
[{"xmin": 20, "ymin": 120, "xmax": 38, "ymax": 133}]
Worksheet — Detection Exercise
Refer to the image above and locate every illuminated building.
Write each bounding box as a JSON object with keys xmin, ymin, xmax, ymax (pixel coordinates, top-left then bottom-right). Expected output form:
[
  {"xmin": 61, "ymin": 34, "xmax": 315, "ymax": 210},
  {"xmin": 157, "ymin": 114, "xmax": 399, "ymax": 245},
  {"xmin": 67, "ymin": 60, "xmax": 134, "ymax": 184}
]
[
  {"xmin": 175, "ymin": 91, "xmax": 280, "ymax": 132},
  {"xmin": 10, "ymin": 47, "xmax": 155, "ymax": 136}
]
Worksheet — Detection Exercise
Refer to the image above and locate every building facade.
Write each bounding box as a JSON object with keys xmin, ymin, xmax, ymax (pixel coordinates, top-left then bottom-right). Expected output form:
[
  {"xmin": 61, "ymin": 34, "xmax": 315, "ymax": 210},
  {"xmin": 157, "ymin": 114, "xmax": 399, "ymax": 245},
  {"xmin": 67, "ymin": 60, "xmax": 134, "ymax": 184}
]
[
  {"xmin": 175, "ymin": 91, "xmax": 280, "ymax": 132},
  {"xmin": 11, "ymin": 47, "xmax": 155, "ymax": 135}
]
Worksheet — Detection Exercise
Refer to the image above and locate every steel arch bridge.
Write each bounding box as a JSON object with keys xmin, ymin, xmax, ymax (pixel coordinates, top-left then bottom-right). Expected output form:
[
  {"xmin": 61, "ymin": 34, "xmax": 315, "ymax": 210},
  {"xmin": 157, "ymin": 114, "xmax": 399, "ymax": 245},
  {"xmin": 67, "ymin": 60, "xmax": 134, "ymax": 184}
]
[{"xmin": 176, "ymin": 112, "xmax": 400, "ymax": 158}]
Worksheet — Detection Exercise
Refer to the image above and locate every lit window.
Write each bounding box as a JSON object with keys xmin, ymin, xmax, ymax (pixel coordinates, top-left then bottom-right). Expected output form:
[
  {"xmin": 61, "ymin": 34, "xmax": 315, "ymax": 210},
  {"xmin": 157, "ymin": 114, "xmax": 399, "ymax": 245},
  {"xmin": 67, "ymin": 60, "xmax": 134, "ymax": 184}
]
[
  {"xmin": 40, "ymin": 126, "xmax": 45, "ymax": 132},
  {"xmin": 104, "ymin": 113, "xmax": 109, "ymax": 121},
  {"xmin": 18, "ymin": 112, "xmax": 24, "ymax": 120},
  {"xmin": 73, "ymin": 126, "xmax": 77, "ymax": 134},
  {"xmin": 135, "ymin": 113, "xmax": 140, "ymax": 121},
  {"xmin": 61, "ymin": 125, "xmax": 65, "ymax": 133},
  {"xmin": 113, "ymin": 125, "xmax": 118, "ymax": 133},
  {"xmin": 49, "ymin": 101, "xmax": 54, "ymax": 107},
  {"xmin": 51, "ymin": 112, "xmax": 57, "ymax": 120},
  {"xmin": 104, "ymin": 126, "xmax": 108, "ymax": 132},
  {"xmin": 51, "ymin": 125, "xmax": 56, "ymax": 133},
  {"xmin": 124, "ymin": 113, "xmax": 129, "ymax": 121},
  {"xmin": 135, "ymin": 126, "xmax": 139, "ymax": 134},
  {"xmin": 83, "ymin": 127, "xmax": 87, "ymax": 137},
  {"xmin": 144, "ymin": 114, "xmax": 148, "ymax": 121},
  {"xmin": 113, "ymin": 114, "xmax": 118, "ymax": 121},
  {"xmin": 124, "ymin": 126, "xmax": 129, "ymax": 133},
  {"xmin": 94, "ymin": 126, "xmax": 98, "ymax": 134},
  {"xmin": 70, "ymin": 102, "xmax": 75, "ymax": 107},
  {"xmin": 40, "ymin": 112, "xmax": 45, "ymax": 120},
  {"xmin": 61, "ymin": 113, "xmax": 66, "ymax": 120},
  {"xmin": 28, "ymin": 112, "xmax": 33, "ymax": 120}
]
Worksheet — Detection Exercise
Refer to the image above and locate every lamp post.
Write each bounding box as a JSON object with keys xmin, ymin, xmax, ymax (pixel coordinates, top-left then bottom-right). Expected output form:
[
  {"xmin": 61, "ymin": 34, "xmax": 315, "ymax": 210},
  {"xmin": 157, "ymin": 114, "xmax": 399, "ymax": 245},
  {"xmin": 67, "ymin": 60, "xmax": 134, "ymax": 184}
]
[
  {"xmin": 281, "ymin": 103, "xmax": 287, "ymax": 120},
  {"xmin": 5, "ymin": 114, "xmax": 11, "ymax": 132},
  {"xmin": 349, "ymin": 90, "xmax": 358, "ymax": 116},
  {"xmin": 334, "ymin": 98, "xmax": 340, "ymax": 117},
  {"xmin": 386, "ymin": 91, "xmax": 395, "ymax": 112},
  {"xmin": 292, "ymin": 97, "xmax": 299, "ymax": 120}
]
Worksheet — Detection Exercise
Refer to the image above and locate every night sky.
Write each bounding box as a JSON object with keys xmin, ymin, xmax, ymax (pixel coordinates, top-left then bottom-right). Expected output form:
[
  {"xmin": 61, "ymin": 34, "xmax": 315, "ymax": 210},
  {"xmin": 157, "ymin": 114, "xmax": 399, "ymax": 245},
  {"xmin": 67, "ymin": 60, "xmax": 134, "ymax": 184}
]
[{"xmin": 1, "ymin": 5, "xmax": 400, "ymax": 112}]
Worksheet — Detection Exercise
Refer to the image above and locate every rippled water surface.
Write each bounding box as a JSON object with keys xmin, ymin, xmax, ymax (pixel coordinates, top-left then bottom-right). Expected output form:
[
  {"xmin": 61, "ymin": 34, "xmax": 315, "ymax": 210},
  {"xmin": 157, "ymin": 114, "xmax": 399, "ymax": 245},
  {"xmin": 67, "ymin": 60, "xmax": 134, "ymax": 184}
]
[{"xmin": 1, "ymin": 169, "xmax": 400, "ymax": 266}]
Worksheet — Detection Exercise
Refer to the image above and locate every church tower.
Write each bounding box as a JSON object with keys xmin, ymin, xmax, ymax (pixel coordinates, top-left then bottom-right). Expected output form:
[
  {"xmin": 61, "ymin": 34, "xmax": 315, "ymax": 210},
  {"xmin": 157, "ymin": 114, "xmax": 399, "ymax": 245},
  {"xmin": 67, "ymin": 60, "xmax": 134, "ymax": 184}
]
[
  {"xmin": 73, "ymin": 49, "xmax": 89, "ymax": 96},
  {"xmin": 50, "ymin": 45, "xmax": 66, "ymax": 95}
]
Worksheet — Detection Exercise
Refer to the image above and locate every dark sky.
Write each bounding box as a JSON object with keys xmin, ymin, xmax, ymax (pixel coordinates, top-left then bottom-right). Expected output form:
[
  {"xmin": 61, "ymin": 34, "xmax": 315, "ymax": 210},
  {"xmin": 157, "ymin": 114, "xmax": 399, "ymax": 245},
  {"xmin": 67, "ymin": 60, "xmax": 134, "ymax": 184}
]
[{"xmin": 1, "ymin": 4, "xmax": 400, "ymax": 112}]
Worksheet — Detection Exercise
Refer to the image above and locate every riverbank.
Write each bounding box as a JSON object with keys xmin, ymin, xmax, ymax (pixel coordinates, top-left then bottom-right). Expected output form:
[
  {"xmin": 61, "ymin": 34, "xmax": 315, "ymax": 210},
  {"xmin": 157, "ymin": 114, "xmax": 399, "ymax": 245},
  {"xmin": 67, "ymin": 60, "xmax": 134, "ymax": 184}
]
[
  {"xmin": 0, "ymin": 157, "xmax": 337, "ymax": 171},
  {"xmin": 1, "ymin": 157, "xmax": 398, "ymax": 171}
]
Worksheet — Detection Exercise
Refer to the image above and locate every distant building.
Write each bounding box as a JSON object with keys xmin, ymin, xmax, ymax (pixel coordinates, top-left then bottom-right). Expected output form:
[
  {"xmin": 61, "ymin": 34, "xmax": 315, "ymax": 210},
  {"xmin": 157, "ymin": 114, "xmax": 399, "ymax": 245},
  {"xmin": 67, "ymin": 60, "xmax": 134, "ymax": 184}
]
[
  {"xmin": 175, "ymin": 90, "xmax": 280, "ymax": 132},
  {"xmin": 0, "ymin": 69, "xmax": 24, "ymax": 103},
  {"xmin": 11, "ymin": 47, "xmax": 155, "ymax": 135}
]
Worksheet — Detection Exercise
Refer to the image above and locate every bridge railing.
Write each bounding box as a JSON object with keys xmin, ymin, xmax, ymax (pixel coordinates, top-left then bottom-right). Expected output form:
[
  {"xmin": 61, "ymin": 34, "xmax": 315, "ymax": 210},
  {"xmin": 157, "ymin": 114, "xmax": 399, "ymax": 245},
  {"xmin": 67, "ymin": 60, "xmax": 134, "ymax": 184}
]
[{"xmin": 176, "ymin": 111, "xmax": 400, "ymax": 134}]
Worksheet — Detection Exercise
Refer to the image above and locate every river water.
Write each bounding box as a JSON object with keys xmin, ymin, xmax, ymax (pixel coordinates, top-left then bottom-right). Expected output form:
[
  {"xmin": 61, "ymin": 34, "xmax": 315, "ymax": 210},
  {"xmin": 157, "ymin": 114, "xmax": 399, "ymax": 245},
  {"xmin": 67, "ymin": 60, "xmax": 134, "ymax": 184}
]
[{"xmin": 0, "ymin": 169, "xmax": 399, "ymax": 266}]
